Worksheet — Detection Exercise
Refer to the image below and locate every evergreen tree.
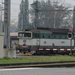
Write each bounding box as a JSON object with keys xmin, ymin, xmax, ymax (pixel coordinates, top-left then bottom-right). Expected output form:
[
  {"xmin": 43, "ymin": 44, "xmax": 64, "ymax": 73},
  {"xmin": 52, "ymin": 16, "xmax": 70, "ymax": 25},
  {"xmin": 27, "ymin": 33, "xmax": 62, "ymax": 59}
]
[
  {"xmin": 24, "ymin": 0, "xmax": 29, "ymax": 29},
  {"xmin": 18, "ymin": 0, "xmax": 24, "ymax": 31},
  {"xmin": 18, "ymin": 0, "xmax": 29, "ymax": 31}
]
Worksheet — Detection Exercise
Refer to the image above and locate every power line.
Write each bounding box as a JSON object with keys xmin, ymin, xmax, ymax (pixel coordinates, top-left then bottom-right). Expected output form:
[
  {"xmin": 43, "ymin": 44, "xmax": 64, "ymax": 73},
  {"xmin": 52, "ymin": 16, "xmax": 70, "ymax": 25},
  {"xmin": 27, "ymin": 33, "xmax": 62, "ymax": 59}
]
[
  {"xmin": 11, "ymin": 3, "xmax": 20, "ymax": 5},
  {"xmin": 11, "ymin": 3, "xmax": 32, "ymax": 5},
  {"xmin": 2, "ymin": 2, "xmax": 20, "ymax": 5}
]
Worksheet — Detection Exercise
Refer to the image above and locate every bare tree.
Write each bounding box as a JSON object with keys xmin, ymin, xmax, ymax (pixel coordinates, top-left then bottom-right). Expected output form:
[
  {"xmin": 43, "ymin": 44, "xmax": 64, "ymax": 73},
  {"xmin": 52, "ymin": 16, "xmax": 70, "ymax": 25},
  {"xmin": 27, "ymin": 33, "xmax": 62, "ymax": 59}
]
[{"xmin": 30, "ymin": 0, "xmax": 73, "ymax": 29}]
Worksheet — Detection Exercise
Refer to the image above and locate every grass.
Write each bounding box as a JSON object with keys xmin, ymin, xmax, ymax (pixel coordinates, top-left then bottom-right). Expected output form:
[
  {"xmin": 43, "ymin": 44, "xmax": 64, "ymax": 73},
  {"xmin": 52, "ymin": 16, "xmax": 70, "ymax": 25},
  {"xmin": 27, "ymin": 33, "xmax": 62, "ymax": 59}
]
[{"xmin": 0, "ymin": 55, "xmax": 75, "ymax": 64}]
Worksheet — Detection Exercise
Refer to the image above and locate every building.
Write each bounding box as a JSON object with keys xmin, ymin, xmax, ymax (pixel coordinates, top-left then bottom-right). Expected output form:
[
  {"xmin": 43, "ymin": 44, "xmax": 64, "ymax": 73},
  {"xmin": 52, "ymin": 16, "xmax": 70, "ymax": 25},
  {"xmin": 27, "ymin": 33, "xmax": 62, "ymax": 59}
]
[{"xmin": 10, "ymin": 32, "xmax": 19, "ymax": 49}]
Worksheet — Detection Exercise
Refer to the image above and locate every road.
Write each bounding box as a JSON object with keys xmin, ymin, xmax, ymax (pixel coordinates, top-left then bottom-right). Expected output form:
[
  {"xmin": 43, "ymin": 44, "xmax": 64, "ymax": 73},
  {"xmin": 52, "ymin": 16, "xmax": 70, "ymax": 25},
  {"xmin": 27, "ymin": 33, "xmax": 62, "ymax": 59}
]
[{"xmin": 0, "ymin": 68, "xmax": 75, "ymax": 75}]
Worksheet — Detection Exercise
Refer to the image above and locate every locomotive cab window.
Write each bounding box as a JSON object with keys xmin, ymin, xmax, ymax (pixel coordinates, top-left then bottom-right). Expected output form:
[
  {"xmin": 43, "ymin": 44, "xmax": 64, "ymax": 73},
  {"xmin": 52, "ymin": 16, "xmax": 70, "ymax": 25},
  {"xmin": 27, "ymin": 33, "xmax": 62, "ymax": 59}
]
[
  {"xmin": 18, "ymin": 32, "xmax": 32, "ymax": 38},
  {"xmin": 24, "ymin": 33, "xmax": 31, "ymax": 37},
  {"xmin": 18, "ymin": 33, "xmax": 24, "ymax": 37}
]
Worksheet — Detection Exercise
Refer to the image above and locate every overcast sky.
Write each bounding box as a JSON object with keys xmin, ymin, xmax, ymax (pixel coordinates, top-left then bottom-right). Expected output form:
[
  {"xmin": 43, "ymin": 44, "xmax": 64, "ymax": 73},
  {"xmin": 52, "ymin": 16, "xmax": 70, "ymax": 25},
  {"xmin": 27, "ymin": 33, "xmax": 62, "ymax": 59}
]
[{"xmin": 0, "ymin": 0, "xmax": 75, "ymax": 22}]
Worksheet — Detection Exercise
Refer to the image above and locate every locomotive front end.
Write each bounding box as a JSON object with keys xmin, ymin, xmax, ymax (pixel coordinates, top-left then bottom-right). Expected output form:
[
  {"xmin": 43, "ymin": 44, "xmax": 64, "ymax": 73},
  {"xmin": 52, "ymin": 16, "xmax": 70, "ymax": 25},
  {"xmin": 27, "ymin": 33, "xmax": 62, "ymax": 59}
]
[{"xmin": 17, "ymin": 30, "xmax": 32, "ymax": 55}]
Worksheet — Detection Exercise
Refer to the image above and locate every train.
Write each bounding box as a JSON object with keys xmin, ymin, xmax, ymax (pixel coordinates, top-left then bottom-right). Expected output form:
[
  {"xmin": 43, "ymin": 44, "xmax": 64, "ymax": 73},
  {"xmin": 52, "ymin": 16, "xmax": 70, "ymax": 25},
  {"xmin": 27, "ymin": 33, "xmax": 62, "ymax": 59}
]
[{"xmin": 16, "ymin": 27, "xmax": 74, "ymax": 55}]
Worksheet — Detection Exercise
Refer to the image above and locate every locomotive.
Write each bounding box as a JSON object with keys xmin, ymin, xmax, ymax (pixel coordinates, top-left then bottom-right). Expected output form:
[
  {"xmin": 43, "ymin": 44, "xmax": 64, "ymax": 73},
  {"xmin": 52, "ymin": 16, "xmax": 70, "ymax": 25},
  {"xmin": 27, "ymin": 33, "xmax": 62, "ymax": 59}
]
[{"xmin": 17, "ymin": 27, "xmax": 74, "ymax": 55}]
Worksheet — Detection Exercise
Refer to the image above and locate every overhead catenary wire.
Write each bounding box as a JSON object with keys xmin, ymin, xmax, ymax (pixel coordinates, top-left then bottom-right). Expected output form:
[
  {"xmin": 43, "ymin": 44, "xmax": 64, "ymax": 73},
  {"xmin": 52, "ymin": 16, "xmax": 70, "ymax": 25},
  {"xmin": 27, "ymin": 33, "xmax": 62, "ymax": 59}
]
[{"xmin": 11, "ymin": 3, "xmax": 20, "ymax": 5}]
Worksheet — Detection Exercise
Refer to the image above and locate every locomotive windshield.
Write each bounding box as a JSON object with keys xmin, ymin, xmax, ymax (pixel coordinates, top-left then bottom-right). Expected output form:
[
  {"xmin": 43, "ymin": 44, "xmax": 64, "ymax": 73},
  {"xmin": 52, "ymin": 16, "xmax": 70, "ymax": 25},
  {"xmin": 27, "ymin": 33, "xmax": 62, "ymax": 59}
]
[
  {"xmin": 18, "ymin": 33, "xmax": 24, "ymax": 37},
  {"xmin": 24, "ymin": 33, "xmax": 31, "ymax": 37},
  {"xmin": 18, "ymin": 32, "xmax": 31, "ymax": 38}
]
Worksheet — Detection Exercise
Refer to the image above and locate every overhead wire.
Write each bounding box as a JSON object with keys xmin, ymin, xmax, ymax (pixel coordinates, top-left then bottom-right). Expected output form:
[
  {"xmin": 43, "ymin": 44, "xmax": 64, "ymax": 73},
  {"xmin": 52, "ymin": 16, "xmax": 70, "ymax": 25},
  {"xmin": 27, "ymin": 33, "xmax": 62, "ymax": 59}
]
[{"xmin": 11, "ymin": 3, "xmax": 20, "ymax": 5}]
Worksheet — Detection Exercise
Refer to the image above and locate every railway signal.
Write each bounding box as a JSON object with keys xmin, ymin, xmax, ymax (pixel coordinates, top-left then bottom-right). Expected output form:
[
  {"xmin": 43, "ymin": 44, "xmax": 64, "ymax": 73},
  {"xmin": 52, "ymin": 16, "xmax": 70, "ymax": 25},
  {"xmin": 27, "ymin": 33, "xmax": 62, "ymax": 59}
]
[
  {"xmin": 68, "ymin": 28, "xmax": 73, "ymax": 55},
  {"xmin": 68, "ymin": 33, "xmax": 72, "ymax": 39},
  {"xmin": 68, "ymin": 28, "xmax": 73, "ymax": 39}
]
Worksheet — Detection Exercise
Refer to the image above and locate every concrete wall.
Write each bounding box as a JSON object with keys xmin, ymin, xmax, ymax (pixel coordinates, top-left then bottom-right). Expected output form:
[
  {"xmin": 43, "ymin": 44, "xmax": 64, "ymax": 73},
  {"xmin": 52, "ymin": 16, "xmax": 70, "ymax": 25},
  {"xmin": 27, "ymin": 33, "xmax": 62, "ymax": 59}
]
[
  {"xmin": 0, "ymin": 32, "xmax": 4, "ymax": 58},
  {"xmin": 4, "ymin": 49, "xmax": 16, "ymax": 58},
  {"xmin": 0, "ymin": 32, "xmax": 16, "ymax": 58}
]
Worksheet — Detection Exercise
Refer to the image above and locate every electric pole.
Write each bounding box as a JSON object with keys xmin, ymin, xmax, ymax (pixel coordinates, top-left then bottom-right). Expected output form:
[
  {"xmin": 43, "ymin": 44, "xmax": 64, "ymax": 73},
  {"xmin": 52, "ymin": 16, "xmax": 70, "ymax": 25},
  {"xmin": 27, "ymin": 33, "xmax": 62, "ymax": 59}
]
[
  {"xmin": 0, "ymin": 0, "xmax": 3, "ymax": 32},
  {"xmin": 4, "ymin": 0, "xmax": 11, "ymax": 48}
]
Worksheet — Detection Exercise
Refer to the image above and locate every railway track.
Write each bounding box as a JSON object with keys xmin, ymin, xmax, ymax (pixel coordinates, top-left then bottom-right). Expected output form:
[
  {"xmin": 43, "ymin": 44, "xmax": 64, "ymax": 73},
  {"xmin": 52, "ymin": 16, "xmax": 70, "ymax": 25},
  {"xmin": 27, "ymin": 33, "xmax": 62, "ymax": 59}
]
[{"xmin": 1, "ymin": 61, "xmax": 75, "ymax": 68}]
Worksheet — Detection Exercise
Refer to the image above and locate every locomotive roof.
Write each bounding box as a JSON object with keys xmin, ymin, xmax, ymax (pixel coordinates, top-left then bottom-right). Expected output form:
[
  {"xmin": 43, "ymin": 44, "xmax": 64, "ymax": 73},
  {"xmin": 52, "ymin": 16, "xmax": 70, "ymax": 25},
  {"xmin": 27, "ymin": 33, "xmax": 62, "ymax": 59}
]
[
  {"xmin": 29, "ymin": 29, "xmax": 52, "ymax": 33},
  {"xmin": 50, "ymin": 28, "xmax": 69, "ymax": 34},
  {"xmin": 26, "ymin": 28, "xmax": 70, "ymax": 34}
]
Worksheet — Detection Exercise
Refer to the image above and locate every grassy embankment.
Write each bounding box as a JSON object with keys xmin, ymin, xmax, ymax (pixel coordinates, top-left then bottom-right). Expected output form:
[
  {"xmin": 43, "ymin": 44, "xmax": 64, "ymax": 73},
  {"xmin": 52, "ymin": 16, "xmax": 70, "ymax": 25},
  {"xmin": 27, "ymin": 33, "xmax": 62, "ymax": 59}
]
[{"xmin": 0, "ymin": 55, "xmax": 75, "ymax": 64}]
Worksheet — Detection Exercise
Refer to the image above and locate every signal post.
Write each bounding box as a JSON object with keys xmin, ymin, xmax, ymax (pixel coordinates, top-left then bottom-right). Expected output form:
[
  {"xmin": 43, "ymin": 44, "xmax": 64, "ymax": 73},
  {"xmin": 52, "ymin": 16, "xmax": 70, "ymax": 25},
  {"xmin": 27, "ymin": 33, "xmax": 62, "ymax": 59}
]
[
  {"xmin": 68, "ymin": 28, "xmax": 73, "ymax": 55},
  {"xmin": 73, "ymin": 31, "xmax": 75, "ymax": 56},
  {"xmin": 68, "ymin": 28, "xmax": 75, "ymax": 56}
]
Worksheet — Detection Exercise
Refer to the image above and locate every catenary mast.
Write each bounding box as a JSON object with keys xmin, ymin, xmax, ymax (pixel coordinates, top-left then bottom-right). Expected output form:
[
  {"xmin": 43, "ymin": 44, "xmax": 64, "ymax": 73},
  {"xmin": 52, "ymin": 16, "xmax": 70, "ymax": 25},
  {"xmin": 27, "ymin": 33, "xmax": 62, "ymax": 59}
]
[{"xmin": 4, "ymin": 0, "xmax": 11, "ymax": 48}]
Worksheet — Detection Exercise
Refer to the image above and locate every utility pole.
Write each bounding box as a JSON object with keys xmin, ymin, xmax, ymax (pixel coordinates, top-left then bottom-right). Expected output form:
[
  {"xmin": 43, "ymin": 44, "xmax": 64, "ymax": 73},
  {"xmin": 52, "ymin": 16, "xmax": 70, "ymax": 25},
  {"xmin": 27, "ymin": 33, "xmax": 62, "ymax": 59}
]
[
  {"xmin": 4, "ymin": 0, "xmax": 11, "ymax": 48},
  {"xmin": 0, "ymin": 0, "xmax": 3, "ymax": 32}
]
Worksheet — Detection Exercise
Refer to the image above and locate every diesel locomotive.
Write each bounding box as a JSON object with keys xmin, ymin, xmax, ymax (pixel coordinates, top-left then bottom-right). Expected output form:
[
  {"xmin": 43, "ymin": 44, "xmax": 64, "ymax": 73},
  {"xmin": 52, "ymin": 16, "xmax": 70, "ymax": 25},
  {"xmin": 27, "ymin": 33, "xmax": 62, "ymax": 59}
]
[{"xmin": 16, "ymin": 28, "xmax": 74, "ymax": 55}]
